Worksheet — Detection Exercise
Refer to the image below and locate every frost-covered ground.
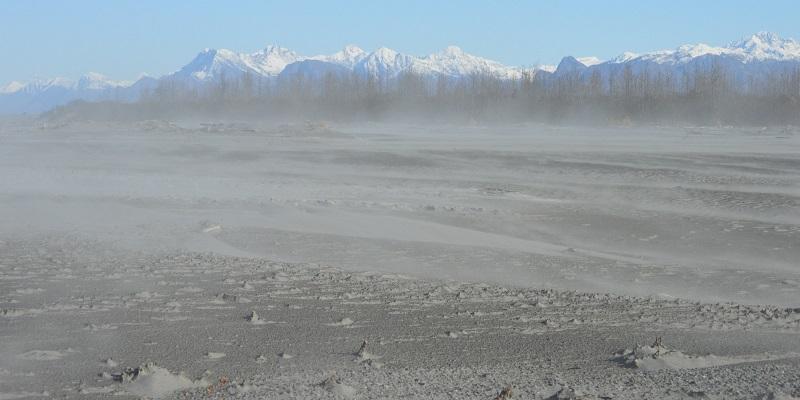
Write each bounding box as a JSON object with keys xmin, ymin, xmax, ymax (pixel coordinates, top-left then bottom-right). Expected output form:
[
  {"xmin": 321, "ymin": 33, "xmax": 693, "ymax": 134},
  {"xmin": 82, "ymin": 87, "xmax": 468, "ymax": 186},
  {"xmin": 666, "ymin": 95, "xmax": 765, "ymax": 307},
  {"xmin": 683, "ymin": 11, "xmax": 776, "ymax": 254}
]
[{"xmin": 0, "ymin": 121, "xmax": 799, "ymax": 398}]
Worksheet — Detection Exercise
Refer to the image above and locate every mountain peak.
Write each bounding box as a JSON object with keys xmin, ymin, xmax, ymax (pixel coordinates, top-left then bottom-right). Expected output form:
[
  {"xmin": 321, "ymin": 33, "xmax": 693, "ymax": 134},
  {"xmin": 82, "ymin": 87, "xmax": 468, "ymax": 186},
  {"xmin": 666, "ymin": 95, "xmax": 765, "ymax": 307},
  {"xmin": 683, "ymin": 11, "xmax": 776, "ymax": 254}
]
[
  {"xmin": 628, "ymin": 32, "xmax": 800, "ymax": 64},
  {"xmin": 734, "ymin": 31, "xmax": 783, "ymax": 47},
  {"xmin": 177, "ymin": 45, "xmax": 303, "ymax": 81},
  {"xmin": 75, "ymin": 72, "xmax": 130, "ymax": 90},
  {"xmin": 311, "ymin": 44, "xmax": 367, "ymax": 67},
  {"xmin": 441, "ymin": 46, "xmax": 464, "ymax": 56},
  {"xmin": 0, "ymin": 81, "xmax": 25, "ymax": 94},
  {"xmin": 215, "ymin": 48, "xmax": 239, "ymax": 59},
  {"xmin": 730, "ymin": 31, "xmax": 793, "ymax": 49},
  {"xmin": 372, "ymin": 47, "xmax": 400, "ymax": 60},
  {"xmin": 555, "ymin": 56, "xmax": 587, "ymax": 73},
  {"xmin": 755, "ymin": 31, "xmax": 781, "ymax": 42},
  {"xmin": 342, "ymin": 44, "xmax": 365, "ymax": 55},
  {"xmin": 576, "ymin": 56, "xmax": 603, "ymax": 67},
  {"xmin": 40, "ymin": 77, "xmax": 74, "ymax": 88},
  {"xmin": 319, "ymin": 45, "xmax": 367, "ymax": 67},
  {"xmin": 263, "ymin": 44, "xmax": 296, "ymax": 57},
  {"xmin": 611, "ymin": 52, "xmax": 639, "ymax": 63},
  {"xmin": 727, "ymin": 31, "xmax": 800, "ymax": 61}
]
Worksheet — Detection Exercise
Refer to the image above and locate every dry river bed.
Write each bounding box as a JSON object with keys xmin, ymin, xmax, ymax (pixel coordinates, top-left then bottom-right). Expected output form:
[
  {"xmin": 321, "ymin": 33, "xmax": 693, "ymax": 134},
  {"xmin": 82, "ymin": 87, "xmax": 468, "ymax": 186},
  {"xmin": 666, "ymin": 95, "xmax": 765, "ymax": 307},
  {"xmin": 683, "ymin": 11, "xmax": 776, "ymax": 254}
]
[{"xmin": 1, "ymin": 236, "xmax": 799, "ymax": 399}]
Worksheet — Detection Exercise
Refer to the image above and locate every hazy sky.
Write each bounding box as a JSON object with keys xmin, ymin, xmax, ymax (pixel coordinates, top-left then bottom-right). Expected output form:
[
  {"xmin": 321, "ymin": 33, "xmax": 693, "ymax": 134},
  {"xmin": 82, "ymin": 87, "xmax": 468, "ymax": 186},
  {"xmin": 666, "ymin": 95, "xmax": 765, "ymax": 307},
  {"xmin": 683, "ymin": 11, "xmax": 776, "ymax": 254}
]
[{"xmin": 2, "ymin": 0, "xmax": 799, "ymax": 83}]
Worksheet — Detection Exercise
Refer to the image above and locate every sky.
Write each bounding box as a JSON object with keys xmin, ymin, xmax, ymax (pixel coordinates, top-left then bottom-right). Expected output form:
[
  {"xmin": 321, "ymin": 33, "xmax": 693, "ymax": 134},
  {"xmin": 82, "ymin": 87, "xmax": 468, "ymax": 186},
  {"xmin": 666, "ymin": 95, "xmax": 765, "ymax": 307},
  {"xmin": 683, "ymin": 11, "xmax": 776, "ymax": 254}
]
[{"xmin": 2, "ymin": 0, "xmax": 799, "ymax": 83}]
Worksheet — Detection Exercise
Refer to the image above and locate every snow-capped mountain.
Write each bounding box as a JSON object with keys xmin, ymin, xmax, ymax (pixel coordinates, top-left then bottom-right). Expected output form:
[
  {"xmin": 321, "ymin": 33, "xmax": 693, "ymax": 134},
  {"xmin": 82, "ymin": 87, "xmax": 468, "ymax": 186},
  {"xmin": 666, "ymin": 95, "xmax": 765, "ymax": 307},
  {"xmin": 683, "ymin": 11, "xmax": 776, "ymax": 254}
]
[
  {"xmin": 352, "ymin": 47, "xmax": 416, "ymax": 80},
  {"xmin": 544, "ymin": 32, "xmax": 800, "ymax": 92},
  {"xmin": 2, "ymin": 32, "xmax": 800, "ymax": 114},
  {"xmin": 275, "ymin": 45, "xmax": 368, "ymax": 81},
  {"xmin": 576, "ymin": 57, "xmax": 603, "ymax": 67},
  {"xmin": 170, "ymin": 45, "xmax": 303, "ymax": 83},
  {"xmin": 1, "ymin": 81, "xmax": 28, "ymax": 94},
  {"xmin": 412, "ymin": 46, "xmax": 523, "ymax": 79},
  {"xmin": 0, "ymin": 74, "xmax": 136, "ymax": 114},
  {"xmin": 551, "ymin": 32, "xmax": 799, "ymax": 71},
  {"xmin": 75, "ymin": 72, "xmax": 132, "ymax": 90},
  {"xmin": 2, "ymin": 74, "xmax": 130, "ymax": 95},
  {"xmin": 627, "ymin": 32, "xmax": 800, "ymax": 65},
  {"xmin": 553, "ymin": 56, "xmax": 591, "ymax": 76},
  {"xmin": 312, "ymin": 45, "xmax": 368, "ymax": 68},
  {"xmin": 262, "ymin": 45, "xmax": 522, "ymax": 83}
]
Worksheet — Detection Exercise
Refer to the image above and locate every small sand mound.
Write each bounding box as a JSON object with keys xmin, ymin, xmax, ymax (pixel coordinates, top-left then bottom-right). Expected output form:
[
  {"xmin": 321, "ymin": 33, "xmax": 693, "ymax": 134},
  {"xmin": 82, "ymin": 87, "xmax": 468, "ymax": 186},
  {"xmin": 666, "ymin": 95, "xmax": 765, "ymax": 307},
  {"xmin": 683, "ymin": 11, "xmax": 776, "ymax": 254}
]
[
  {"xmin": 354, "ymin": 340, "xmax": 380, "ymax": 361},
  {"xmin": 115, "ymin": 363, "xmax": 207, "ymax": 399},
  {"xmin": 201, "ymin": 223, "xmax": 222, "ymax": 233},
  {"xmin": 219, "ymin": 293, "xmax": 251, "ymax": 304},
  {"xmin": 318, "ymin": 375, "xmax": 356, "ymax": 399},
  {"xmin": 613, "ymin": 337, "xmax": 798, "ymax": 371},
  {"xmin": 542, "ymin": 385, "xmax": 578, "ymax": 400},
  {"xmin": 494, "ymin": 386, "xmax": 513, "ymax": 399},
  {"xmin": 17, "ymin": 350, "xmax": 70, "ymax": 361},
  {"xmin": 246, "ymin": 310, "xmax": 265, "ymax": 325},
  {"xmin": 327, "ymin": 317, "xmax": 354, "ymax": 327},
  {"xmin": 205, "ymin": 352, "xmax": 226, "ymax": 359},
  {"xmin": 354, "ymin": 340, "xmax": 383, "ymax": 368}
]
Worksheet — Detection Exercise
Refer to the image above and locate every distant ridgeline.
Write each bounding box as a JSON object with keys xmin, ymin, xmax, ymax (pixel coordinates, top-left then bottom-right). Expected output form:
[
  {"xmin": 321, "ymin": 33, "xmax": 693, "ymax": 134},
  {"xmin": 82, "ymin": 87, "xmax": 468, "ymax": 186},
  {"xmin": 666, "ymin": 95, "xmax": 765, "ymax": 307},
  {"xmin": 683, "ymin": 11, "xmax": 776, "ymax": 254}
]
[{"xmin": 5, "ymin": 32, "xmax": 800, "ymax": 125}]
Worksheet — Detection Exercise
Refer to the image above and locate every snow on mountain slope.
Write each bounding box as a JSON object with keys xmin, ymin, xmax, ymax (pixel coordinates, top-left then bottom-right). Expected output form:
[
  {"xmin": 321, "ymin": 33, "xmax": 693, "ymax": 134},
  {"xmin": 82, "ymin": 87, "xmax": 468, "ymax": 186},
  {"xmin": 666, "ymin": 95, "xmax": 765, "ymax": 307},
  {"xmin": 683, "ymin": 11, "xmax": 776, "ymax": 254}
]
[
  {"xmin": 3, "ymin": 74, "xmax": 129, "ymax": 95},
  {"xmin": 609, "ymin": 52, "xmax": 640, "ymax": 64},
  {"xmin": 576, "ymin": 57, "xmax": 603, "ymax": 67},
  {"xmin": 277, "ymin": 45, "xmax": 525, "ymax": 82},
  {"xmin": 171, "ymin": 45, "xmax": 303, "ymax": 82},
  {"xmin": 728, "ymin": 31, "xmax": 800, "ymax": 61},
  {"xmin": 279, "ymin": 45, "xmax": 367, "ymax": 82},
  {"xmin": 311, "ymin": 45, "xmax": 368, "ymax": 68},
  {"xmin": 352, "ymin": 47, "xmax": 416, "ymax": 80},
  {"xmin": 0, "ymin": 81, "xmax": 25, "ymax": 94},
  {"xmin": 9, "ymin": 77, "xmax": 75, "ymax": 95},
  {"xmin": 539, "ymin": 32, "xmax": 800, "ymax": 92},
  {"xmin": 75, "ymin": 73, "xmax": 132, "ymax": 90},
  {"xmin": 412, "ymin": 46, "xmax": 522, "ymax": 79},
  {"xmin": 296, "ymin": 45, "xmax": 523, "ymax": 81},
  {"xmin": 536, "ymin": 64, "xmax": 557, "ymax": 73},
  {"xmin": 0, "ymin": 73, "xmax": 136, "ymax": 114},
  {"xmin": 622, "ymin": 32, "xmax": 800, "ymax": 65},
  {"xmin": 250, "ymin": 45, "xmax": 305, "ymax": 75}
]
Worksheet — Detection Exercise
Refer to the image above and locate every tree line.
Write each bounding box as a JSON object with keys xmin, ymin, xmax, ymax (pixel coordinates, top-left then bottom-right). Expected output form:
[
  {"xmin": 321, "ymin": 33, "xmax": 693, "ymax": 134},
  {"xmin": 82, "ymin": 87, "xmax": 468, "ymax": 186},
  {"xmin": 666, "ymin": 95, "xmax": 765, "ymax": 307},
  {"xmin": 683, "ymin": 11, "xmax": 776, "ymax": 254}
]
[{"xmin": 53, "ymin": 61, "xmax": 800, "ymax": 126}]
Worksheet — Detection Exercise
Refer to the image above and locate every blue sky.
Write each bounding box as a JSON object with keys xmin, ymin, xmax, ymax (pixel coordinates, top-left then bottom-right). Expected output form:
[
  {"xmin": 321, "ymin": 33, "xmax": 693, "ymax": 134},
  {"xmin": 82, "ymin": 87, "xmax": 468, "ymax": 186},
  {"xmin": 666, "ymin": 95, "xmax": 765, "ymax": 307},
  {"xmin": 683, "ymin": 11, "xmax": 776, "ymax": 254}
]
[{"xmin": 2, "ymin": 0, "xmax": 799, "ymax": 83}]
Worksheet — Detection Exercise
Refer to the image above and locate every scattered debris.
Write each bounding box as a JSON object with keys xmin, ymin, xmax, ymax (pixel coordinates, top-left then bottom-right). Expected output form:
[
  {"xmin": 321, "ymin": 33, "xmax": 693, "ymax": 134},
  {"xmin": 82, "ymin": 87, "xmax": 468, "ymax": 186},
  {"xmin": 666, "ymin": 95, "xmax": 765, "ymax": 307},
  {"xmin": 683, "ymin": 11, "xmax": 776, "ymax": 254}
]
[
  {"xmin": 494, "ymin": 386, "xmax": 513, "ymax": 399},
  {"xmin": 246, "ymin": 310, "xmax": 265, "ymax": 325}
]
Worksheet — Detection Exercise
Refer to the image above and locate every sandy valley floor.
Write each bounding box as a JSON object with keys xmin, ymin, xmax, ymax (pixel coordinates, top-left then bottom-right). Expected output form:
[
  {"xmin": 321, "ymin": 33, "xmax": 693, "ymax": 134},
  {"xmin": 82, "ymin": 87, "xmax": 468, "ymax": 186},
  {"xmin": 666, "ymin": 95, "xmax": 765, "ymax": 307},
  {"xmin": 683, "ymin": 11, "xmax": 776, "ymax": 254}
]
[{"xmin": 1, "ymin": 121, "xmax": 799, "ymax": 399}]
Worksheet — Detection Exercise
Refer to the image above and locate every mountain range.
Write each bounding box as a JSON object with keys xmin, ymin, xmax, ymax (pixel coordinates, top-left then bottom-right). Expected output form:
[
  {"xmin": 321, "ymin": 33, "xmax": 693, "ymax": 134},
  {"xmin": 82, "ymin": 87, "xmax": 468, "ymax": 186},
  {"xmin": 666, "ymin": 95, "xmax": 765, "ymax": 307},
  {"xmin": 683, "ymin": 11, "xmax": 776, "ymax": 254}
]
[{"xmin": 2, "ymin": 32, "xmax": 799, "ymax": 115}]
